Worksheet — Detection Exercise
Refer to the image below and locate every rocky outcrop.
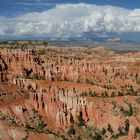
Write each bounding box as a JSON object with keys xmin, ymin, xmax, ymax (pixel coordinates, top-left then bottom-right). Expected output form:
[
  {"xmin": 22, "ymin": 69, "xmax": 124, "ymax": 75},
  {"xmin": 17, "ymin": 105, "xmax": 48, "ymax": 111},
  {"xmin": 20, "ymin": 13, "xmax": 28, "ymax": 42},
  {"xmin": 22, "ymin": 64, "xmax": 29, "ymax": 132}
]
[{"xmin": 0, "ymin": 42, "xmax": 140, "ymax": 139}]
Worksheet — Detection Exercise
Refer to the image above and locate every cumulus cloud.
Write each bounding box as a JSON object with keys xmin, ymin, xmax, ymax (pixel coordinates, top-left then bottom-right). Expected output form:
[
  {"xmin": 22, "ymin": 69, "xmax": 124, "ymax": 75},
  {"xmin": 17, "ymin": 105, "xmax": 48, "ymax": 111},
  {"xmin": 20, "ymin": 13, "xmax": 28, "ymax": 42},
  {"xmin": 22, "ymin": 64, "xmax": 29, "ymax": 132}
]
[{"xmin": 1, "ymin": 3, "xmax": 140, "ymax": 38}]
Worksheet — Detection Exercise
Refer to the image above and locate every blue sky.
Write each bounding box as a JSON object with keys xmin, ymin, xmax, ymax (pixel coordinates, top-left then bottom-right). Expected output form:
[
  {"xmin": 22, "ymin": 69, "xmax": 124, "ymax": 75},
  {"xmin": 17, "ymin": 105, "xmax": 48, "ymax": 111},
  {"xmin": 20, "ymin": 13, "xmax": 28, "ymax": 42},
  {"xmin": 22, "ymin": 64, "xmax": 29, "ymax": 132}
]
[
  {"xmin": 0, "ymin": 0, "xmax": 140, "ymax": 17},
  {"xmin": 0, "ymin": 0, "xmax": 140, "ymax": 41}
]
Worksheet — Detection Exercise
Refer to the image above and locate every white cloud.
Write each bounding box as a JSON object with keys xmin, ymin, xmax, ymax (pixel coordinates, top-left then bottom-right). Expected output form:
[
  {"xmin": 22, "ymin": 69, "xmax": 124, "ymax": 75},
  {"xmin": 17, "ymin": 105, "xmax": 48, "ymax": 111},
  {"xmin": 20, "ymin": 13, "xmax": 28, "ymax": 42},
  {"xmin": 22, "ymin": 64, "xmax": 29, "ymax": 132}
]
[{"xmin": 1, "ymin": 3, "xmax": 140, "ymax": 38}]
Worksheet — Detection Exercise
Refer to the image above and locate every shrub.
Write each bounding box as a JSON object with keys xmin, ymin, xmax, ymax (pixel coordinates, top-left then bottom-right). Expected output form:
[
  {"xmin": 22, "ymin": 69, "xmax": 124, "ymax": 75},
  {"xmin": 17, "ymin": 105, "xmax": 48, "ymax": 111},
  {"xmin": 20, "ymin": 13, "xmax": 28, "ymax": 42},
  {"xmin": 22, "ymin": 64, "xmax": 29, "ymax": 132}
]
[
  {"xmin": 124, "ymin": 119, "xmax": 130, "ymax": 132},
  {"xmin": 93, "ymin": 131, "xmax": 103, "ymax": 140},
  {"xmin": 135, "ymin": 127, "xmax": 140, "ymax": 133},
  {"xmin": 101, "ymin": 127, "xmax": 106, "ymax": 135},
  {"xmin": 107, "ymin": 124, "xmax": 114, "ymax": 134},
  {"xmin": 77, "ymin": 112, "xmax": 85, "ymax": 126},
  {"xmin": 118, "ymin": 91, "xmax": 124, "ymax": 96},
  {"xmin": 118, "ymin": 126, "xmax": 123, "ymax": 135},
  {"xmin": 67, "ymin": 124, "xmax": 75, "ymax": 135}
]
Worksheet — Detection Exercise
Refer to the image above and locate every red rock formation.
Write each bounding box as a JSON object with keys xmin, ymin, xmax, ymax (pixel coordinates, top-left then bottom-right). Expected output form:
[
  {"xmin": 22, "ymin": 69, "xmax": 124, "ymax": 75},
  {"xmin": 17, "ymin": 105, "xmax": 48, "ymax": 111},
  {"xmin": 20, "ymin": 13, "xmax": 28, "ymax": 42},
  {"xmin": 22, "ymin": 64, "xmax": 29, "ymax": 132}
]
[{"xmin": 0, "ymin": 42, "xmax": 140, "ymax": 139}]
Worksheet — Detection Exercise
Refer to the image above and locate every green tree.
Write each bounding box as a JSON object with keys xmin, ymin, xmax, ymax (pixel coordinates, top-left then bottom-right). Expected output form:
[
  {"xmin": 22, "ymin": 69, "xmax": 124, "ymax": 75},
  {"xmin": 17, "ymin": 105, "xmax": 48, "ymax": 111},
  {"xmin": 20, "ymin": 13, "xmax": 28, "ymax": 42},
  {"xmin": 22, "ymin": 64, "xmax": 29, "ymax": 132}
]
[{"xmin": 78, "ymin": 112, "xmax": 85, "ymax": 126}]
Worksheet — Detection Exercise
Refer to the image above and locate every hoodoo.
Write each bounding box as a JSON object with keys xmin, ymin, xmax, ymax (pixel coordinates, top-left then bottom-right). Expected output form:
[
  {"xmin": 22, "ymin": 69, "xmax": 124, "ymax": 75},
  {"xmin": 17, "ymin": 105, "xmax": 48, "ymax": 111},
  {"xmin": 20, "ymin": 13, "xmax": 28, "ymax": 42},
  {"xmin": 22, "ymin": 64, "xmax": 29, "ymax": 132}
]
[{"xmin": 0, "ymin": 41, "xmax": 140, "ymax": 140}]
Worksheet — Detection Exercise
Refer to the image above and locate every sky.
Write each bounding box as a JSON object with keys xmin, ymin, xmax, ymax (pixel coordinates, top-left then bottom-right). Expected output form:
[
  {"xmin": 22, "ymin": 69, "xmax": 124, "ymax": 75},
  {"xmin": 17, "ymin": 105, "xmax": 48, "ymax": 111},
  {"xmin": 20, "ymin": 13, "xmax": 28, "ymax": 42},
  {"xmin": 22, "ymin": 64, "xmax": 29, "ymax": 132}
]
[
  {"xmin": 1, "ymin": 0, "xmax": 140, "ymax": 17},
  {"xmin": 0, "ymin": 0, "xmax": 140, "ymax": 41}
]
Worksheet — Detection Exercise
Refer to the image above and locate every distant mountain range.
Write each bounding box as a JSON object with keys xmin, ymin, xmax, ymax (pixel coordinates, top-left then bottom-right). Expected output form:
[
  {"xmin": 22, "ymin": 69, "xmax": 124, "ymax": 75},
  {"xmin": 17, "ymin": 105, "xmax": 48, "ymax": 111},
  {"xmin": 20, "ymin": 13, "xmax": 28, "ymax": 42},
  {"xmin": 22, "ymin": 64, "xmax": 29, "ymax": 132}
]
[{"xmin": 1, "ymin": 31, "xmax": 140, "ymax": 43}]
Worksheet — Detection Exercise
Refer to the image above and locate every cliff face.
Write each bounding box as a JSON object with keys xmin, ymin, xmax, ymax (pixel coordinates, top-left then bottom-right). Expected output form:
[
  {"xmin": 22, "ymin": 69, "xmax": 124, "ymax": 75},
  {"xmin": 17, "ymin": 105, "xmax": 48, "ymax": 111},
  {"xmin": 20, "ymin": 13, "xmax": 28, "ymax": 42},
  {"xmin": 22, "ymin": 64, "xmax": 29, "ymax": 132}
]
[
  {"xmin": 0, "ymin": 42, "xmax": 140, "ymax": 139},
  {"xmin": 0, "ymin": 56, "xmax": 8, "ymax": 82}
]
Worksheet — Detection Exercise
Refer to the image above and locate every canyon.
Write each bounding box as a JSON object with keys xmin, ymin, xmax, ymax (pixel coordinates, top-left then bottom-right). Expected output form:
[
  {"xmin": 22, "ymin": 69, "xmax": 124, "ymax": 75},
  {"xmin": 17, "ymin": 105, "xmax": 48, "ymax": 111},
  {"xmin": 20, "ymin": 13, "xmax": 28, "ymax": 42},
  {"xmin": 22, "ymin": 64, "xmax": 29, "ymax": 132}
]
[{"xmin": 0, "ymin": 41, "xmax": 140, "ymax": 140}]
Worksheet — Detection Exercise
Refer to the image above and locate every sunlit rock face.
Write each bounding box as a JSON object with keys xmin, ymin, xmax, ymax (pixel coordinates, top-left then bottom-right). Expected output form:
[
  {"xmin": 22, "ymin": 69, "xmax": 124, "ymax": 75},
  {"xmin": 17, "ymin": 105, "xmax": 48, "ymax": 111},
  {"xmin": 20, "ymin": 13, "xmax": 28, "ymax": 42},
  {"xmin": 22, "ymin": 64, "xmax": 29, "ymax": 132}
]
[{"xmin": 0, "ymin": 41, "xmax": 140, "ymax": 139}]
